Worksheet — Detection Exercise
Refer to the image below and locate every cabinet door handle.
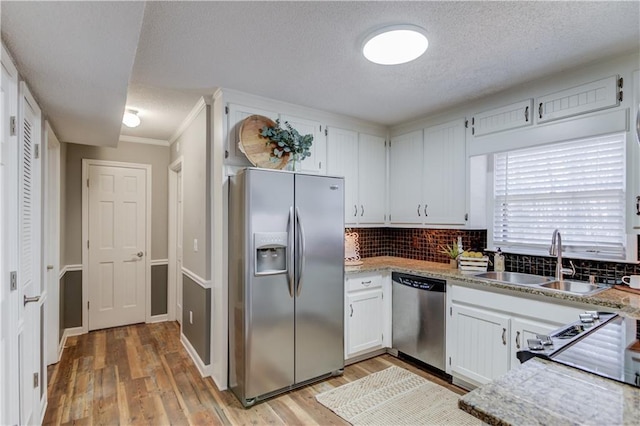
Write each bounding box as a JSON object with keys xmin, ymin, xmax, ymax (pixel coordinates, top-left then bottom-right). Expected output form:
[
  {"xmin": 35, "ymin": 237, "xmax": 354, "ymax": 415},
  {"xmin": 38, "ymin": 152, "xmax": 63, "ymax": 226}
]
[
  {"xmin": 350, "ymin": 304, "xmax": 353, "ymax": 317},
  {"xmin": 636, "ymin": 196, "xmax": 640, "ymax": 216},
  {"xmin": 417, "ymin": 204, "xmax": 421, "ymax": 217},
  {"xmin": 524, "ymin": 106, "xmax": 529, "ymax": 122},
  {"xmin": 353, "ymin": 205, "xmax": 358, "ymax": 217},
  {"xmin": 502, "ymin": 328, "xmax": 507, "ymax": 346},
  {"xmin": 360, "ymin": 205, "xmax": 364, "ymax": 217},
  {"xmin": 424, "ymin": 204, "xmax": 428, "ymax": 217},
  {"xmin": 515, "ymin": 331, "xmax": 521, "ymax": 349},
  {"xmin": 538, "ymin": 102, "xmax": 543, "ymax": 119}
]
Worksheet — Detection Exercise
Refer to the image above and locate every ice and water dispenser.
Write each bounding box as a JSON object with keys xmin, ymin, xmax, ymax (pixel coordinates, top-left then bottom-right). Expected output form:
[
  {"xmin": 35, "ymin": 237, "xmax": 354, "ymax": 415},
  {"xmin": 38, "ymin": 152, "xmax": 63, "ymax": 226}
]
[{"xmin": 254, "ymin": 232, "xmax": 288, "ymax": 275}]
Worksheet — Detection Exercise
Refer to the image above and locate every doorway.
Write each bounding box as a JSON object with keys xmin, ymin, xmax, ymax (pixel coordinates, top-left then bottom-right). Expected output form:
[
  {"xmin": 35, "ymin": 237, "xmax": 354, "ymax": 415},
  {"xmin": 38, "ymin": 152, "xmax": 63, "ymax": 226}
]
[{"xmin": 82, "ymin": 160, "xmax": 151, "ymax": 331}]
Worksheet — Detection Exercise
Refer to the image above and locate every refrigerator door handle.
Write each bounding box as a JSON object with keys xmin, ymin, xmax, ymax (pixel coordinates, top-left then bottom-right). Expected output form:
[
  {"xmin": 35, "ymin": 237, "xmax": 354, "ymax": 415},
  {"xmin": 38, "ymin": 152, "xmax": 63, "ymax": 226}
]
[
  {"xmin": 287, "ymin": 206, "xmax": 295, "ymax": 298},
  {"xmin": 295, "ymin": 206, "xmax": 306, "ymax": 296}
]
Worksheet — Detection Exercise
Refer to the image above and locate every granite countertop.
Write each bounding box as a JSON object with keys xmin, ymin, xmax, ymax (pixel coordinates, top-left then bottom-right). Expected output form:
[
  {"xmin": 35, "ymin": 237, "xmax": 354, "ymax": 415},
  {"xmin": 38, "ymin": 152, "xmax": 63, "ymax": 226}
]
[
  {"xmin": 346, "ymin": 256, "xmax": 640, "ymax": 319},
  {"xmin": 458, "ymin": 357, "xmax": 640, "ymax": 425}
]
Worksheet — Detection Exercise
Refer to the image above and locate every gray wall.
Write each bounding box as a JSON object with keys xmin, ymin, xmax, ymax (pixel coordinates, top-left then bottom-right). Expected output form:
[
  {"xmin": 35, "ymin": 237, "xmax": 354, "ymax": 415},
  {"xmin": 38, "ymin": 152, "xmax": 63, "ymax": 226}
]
[
  {"xmin": 170, "ymin": 105, "xmax": 211, "ymax": 280},
  {"xmin": 60, "ymin": 142, "xmax": 67, "ymax": 266},
  {"xmin": 182, "ymin": 275, "xmax": 211, "ymax": 364},
  {"xmin": 64, "ymin": 141, "xmax": 170, "ymax": 264},
  {"xmin": 151, "ymin": 264, "xmax": 168, "ymax": 316},
  {"xmin": 60, "ymin": 270, "xmax": 82, "ymax": 329}
]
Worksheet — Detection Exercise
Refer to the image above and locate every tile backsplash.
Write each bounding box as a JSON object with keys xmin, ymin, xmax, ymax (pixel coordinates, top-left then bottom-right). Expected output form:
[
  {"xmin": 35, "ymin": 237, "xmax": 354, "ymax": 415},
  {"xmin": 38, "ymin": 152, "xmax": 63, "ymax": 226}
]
[
  {"xmin": 352, "ymin": 228, "xmax": 640, "ymax": 286},
  {"xmin": 351, "ymin": 228, "xmax": 487, "ymax": 263}
]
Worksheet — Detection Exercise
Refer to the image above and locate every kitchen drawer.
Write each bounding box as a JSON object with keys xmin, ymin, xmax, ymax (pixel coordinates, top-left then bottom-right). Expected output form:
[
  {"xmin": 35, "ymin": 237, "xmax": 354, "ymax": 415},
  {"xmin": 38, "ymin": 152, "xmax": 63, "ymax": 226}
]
[{"xmin": 346, "ymin": 272, "xmax": 382, "ymax": 292}]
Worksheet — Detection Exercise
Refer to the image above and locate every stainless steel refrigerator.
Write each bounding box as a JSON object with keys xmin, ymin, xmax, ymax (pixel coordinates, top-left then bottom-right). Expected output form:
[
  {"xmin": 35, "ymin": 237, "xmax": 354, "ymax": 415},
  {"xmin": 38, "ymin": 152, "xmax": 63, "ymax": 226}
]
[{"xmin": 228, "ymin": 168, "xmax": 345, "ymax": 407}]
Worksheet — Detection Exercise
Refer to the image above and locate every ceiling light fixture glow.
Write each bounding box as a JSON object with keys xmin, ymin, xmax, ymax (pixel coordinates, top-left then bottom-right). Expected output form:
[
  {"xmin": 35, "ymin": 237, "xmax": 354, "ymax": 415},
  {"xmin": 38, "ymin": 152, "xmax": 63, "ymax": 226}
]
[
  {"xmin": 122, "ymin": 109, "xmax": 141, "ymax": 128},
  {"xmin": 362, "ymin": 25, "xmax": 428, "ymax": 65}
]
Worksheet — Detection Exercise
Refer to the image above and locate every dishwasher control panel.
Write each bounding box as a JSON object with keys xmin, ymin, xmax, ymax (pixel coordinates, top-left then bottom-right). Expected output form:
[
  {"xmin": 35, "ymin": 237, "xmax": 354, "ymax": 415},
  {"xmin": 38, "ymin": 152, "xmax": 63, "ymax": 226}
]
[{"xmin": 392, "ymin": 272, "xmax": 446, "ymax": 292}]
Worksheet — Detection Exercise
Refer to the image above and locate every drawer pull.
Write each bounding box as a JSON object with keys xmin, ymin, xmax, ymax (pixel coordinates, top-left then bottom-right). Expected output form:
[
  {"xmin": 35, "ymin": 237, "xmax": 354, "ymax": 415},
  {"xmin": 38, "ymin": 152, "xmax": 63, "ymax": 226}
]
[
  {"xmin": 417, "ymin": 204, "xmax": 421, "ymax": 217},
  {"xmin": 361, "ymin": 280, "xmax": 372, "ymax": 286}
]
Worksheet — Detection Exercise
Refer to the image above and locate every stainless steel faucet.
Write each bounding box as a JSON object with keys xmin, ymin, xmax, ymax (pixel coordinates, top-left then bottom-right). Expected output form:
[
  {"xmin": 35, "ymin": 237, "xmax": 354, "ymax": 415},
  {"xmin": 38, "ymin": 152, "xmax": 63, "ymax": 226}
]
[{"xmin": 549, "ymin": 229, "xmax": 575, "ymax": 281}]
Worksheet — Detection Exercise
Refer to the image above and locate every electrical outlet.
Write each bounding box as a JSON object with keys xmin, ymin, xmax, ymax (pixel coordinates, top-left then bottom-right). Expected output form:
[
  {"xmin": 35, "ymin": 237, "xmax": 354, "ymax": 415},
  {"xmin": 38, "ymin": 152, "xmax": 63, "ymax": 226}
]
[
  {"xmin": 189, "ymin": 311, "xmax": 193, "ymax": 324},
  {"xmin": 193, "ymin": 239, "xmax": 198, "ymax": 252}
]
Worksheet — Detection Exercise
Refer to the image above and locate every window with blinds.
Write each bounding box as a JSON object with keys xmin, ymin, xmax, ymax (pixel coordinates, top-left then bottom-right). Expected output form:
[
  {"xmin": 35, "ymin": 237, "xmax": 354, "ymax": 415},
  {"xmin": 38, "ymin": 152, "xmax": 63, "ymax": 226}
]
[{"xmin": 493, "ymin": 133, "xmax": 626, "ymax": 259}]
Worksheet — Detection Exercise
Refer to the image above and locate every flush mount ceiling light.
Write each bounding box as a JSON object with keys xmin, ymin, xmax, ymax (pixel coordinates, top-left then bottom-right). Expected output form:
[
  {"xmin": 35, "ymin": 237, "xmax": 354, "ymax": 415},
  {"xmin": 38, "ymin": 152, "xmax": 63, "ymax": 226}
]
[
  {"xmin": 122, "ymin": 109, "xmax": 141, "ymax": 128},
  {"xmin": 362, "ymin": 25, "xmax": 429, "ymax": 65}
]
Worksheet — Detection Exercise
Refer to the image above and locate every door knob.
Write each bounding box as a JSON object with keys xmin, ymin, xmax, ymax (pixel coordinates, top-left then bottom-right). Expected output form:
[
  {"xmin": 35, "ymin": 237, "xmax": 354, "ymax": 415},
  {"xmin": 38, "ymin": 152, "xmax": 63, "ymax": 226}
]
[
  {"xmin": 136, "ymin": 251, "xmax": 144, "ymax": 258},
  {"xmin": 24, "ymin": 295, "xmax": 40, "ymax": 306}
]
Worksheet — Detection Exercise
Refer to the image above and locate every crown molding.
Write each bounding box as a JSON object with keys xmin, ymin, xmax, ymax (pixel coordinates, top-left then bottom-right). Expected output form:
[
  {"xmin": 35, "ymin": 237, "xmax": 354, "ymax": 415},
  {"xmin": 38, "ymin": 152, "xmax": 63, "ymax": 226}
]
[
  {"xmin": 119, "ymin": 135, "xmax": 169, "ymax": 147},
  {"xmin": 169, "ymin": 95, "xmax": 212, "ymax": 145}
]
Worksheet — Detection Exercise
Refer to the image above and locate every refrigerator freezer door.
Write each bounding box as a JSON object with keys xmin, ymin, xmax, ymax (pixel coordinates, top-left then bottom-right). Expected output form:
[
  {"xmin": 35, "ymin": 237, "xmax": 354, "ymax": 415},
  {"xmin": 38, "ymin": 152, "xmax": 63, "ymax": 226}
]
[
  {"xmin": 294, "ymin": 174, "xmax": 345, "ymax": 383},
  {"xmin": 244, "ymin": 169, "xmax": 296, "ymax": 400}
]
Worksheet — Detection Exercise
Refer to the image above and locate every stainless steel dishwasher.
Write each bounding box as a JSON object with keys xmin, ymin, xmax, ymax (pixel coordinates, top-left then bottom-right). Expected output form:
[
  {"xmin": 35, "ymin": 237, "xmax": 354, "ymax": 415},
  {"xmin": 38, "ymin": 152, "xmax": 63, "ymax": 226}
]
[{"xmin": 392, "ymin": 272, "xmax": 447, "ymax": 372}]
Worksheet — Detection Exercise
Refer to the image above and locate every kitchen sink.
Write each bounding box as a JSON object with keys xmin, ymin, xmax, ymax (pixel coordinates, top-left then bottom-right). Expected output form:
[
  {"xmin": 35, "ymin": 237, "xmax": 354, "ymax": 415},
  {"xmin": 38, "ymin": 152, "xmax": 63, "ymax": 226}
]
[
  {"xmin": 539, "ymin": 280, "xmax": 608, "ymax": 296},
  {"xmin": 474, "ymin": 271, "xmax": 556, "ymax": 286}
]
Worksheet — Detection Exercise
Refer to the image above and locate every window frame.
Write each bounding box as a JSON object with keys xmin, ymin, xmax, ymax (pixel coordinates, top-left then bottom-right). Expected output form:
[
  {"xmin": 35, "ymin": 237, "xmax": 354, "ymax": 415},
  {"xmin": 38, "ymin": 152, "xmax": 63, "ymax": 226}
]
[{"xmin": 487, "ymin": 132, "xmax": 630, "ymax": 262}]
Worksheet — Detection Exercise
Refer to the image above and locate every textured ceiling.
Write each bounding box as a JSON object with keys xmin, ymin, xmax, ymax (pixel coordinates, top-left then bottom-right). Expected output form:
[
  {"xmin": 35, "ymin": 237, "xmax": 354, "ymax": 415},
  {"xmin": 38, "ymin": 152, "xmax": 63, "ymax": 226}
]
[
  {"xmin": 2, "ymin": 1, "xmax": 639, "ymax": 146},
  {"xmin": 1, "ymin": 1, "xmax": 145, "ymax": 147}
]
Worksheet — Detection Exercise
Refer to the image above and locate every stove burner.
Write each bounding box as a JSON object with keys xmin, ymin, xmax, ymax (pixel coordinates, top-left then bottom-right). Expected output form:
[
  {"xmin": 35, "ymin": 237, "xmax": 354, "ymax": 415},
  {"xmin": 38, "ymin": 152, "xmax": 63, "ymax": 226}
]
[{"xmin": 554, "ymin": 324, "xmax": 585, "ymax": 339}]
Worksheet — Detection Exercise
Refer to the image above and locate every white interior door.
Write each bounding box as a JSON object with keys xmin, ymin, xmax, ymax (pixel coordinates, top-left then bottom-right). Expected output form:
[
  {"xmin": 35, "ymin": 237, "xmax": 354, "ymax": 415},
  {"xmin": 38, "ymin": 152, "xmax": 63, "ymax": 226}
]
[
  {"xmin": 18, "ymin": 81, "xmax": 43, "ymax": 426},
  {"xmin": 176, "ymin": 169, "xmax": 183, "ymax": 325},
  {"xmin": 44, "ymin": 123, "xmax": 60, "ymax": 365},
  {"xmin": 1, "ymin": 44, "xmax": 20, "ymax": 426},
  {"xmin": 88, "ymin": 164, "xmax": 147, "ymax": 330}
]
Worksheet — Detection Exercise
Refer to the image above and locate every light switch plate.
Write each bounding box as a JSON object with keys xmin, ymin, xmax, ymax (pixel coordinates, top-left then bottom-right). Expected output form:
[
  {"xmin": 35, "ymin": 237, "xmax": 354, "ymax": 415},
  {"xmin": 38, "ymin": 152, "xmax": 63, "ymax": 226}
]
[{"xmin": 193, "ymin": 238, "xmax": 198, "ymax": 252}]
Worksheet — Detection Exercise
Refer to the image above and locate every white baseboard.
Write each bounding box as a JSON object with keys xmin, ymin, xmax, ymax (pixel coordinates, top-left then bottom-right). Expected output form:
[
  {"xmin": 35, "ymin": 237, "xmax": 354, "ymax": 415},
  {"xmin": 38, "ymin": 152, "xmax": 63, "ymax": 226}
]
[
  {"xmin": 149, "ymin": 314, "xmax": 168, "ymax": 323},
  {"xmin": 58, "ymin": 326, "xmax": 85, "ymax": 361},
  {"xmin": 180, "ymin": 333, "xmax": 212, "ymax": 377}
]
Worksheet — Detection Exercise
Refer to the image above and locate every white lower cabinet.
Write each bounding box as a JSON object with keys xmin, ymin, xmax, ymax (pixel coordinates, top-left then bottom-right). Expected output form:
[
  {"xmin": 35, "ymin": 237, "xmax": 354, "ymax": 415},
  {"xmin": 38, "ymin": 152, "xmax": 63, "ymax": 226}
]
[
  {"xmin": 447, "ymin": 281, "xmax": 600, "ymax": 388},
  {"xmin": 344, "ymin": 272, "xmax": 391, "ymax": 361},
  {"xmin": 509, "ymin": 317, "xmax": 557, "ymax": 369},
  {"xmin": 449, "ymin": 304, "xmax": 510, "ymax": 386},
  {"xmin": 346, "ymin": 289, "xmax": 383, "ymax": 356}
]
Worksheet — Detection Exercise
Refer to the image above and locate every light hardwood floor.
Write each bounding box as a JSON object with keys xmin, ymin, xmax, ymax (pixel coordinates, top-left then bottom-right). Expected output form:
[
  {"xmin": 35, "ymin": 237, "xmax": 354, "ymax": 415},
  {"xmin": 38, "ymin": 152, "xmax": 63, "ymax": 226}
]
[{"xmin": 44, "ymin": 321, "xmax": 465, "ymax": 425}]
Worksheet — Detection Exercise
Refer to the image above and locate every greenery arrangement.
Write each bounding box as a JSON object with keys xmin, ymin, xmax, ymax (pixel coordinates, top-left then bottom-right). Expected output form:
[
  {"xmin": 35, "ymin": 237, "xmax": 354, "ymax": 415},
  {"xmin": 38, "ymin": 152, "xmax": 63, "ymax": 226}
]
[
  {"xmin": 439, "ymin": 241, "xmax": 460, "ymax": 259},
  {"xmin": 261, "ymin": 119, "xmax": 313, "ymax": 168}
]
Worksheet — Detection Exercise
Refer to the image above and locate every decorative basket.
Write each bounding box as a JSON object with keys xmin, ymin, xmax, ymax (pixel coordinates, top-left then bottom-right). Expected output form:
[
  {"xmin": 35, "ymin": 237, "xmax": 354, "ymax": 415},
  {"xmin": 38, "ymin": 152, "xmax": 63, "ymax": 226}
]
[
  {"xmin": 238, "ymin": 115, "xmax": 289, "ymax": 169},
  {"xmin": 459, "ymin": 256, "xmax": 489, "ymax": 272}
]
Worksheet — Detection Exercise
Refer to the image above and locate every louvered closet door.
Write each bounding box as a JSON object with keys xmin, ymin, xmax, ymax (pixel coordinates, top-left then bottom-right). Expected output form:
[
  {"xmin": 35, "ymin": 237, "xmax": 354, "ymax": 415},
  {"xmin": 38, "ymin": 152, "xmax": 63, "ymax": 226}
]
[
  {"xmin": 88, "ymin": 164, "xmax": 147, "ymax": 330},
  {"xmin": 18, "ymin": 82, "xmax": 42, "ymax": 426}
]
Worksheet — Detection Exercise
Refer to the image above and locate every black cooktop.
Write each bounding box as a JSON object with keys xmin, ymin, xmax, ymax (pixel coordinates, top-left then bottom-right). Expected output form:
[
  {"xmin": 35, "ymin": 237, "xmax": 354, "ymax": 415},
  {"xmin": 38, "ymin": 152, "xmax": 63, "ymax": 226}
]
[{"xmin": 518, "ymin": 313, "xmax": 640, "ymax": 388}]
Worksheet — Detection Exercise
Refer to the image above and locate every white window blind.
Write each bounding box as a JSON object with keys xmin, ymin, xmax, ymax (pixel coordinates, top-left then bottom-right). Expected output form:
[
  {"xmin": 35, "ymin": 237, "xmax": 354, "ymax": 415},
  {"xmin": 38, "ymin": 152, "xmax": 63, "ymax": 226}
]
[{"xmin": 493, "ymin": 133, "xmax": 626, "ymax": 259}]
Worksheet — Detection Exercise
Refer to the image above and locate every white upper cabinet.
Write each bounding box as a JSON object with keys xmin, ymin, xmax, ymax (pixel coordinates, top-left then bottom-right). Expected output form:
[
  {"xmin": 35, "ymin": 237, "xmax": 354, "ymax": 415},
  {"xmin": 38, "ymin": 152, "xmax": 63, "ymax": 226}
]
[
  {"xmin": 389, "ymin": 130, "xmax": 423, "ymax": 224},
  {"xmin": 328, "ymin": 128, "xmax": 387, "ymax": 226},
  {"xmin": 279, "ymin": 114, "xmax": 326, "ymax": 174},
  {"xmin": 389, "ymin": 120, "xmax": 466, "ymax": 226},
  {"xmin": 471, "ymin": 99, "xmax": 533, "ymax": 137},
  {"xmin": 536, "ymin": 75, "xmax": 621, "ymax": 124},
  {"xmin": 327, "ymin": 127, "xmax": 359, "ymax": 224},
  {"xmin": 422, "ymin": 119, "xmax": 466, "ymax": 225},
  {"xmin": 226, "ymin": 103, "xmax": 279, "ymax": 166},
  {"xmin": 358, "ymin": 134, "xmax": 386, "ymax": 225}
]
